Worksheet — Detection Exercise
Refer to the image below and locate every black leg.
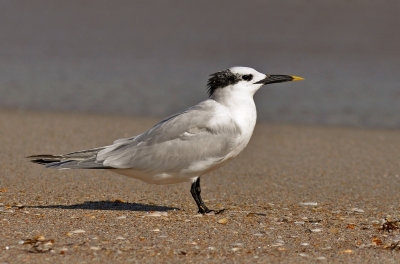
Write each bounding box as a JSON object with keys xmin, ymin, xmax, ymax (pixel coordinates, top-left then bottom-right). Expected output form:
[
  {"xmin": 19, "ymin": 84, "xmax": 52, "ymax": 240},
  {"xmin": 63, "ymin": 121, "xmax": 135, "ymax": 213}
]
[{"xmin": 190, "ymin": 177, "xmax": 224, "ymax": 214}]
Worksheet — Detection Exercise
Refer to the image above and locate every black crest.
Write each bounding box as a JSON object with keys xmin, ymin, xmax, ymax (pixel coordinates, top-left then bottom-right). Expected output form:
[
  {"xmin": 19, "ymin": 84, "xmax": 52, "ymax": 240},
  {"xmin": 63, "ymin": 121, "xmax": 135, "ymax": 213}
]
[{"xmin": 207, "ymin": 69, "xmax": 240, "ymax": 96}]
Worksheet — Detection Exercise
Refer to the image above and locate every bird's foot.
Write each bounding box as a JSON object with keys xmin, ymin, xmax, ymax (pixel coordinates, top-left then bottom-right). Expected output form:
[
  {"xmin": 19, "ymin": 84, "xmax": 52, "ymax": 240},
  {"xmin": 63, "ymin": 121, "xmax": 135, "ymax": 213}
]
[{"xmin": 198, "ymin": 208, "xmax": 225, "ymax": 215}]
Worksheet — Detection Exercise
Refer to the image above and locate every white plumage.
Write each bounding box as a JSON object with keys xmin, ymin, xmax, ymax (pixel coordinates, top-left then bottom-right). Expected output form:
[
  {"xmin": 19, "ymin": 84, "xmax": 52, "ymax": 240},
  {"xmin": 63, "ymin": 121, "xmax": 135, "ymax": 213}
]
[{"xmin": 29, "ymin": 66, "xmax": 303, "ymax": 213}]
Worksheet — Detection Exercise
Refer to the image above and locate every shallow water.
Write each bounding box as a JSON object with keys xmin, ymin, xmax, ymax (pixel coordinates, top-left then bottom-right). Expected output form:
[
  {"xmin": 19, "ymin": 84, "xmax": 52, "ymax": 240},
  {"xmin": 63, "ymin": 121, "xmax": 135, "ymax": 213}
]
[{"xmin": 1, "ymin": 1, "xmax": 400, "ymax": 128}]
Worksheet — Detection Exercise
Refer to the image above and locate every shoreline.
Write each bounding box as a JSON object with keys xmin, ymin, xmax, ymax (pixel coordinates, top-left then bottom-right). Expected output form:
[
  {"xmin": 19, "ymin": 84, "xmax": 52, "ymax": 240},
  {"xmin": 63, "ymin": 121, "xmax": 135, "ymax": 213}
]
[{"xmin": 2, "ymin": 107, "xmax": 400, "ymax": 132}]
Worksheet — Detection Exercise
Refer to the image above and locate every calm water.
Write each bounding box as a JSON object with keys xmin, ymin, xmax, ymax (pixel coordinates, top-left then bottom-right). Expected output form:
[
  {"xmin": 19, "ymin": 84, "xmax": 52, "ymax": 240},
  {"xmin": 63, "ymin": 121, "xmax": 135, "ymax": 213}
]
[{"xmin": 1, "ymin": 1, "xmax": 400, "ymax": 127}]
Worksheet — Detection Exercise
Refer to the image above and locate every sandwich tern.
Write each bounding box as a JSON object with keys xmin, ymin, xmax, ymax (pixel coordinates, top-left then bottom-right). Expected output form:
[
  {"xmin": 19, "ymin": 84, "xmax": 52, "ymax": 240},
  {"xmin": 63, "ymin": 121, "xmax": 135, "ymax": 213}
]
[{"xmin": 28, "ymin": 66, "xmax": 303, "ymax": 214}]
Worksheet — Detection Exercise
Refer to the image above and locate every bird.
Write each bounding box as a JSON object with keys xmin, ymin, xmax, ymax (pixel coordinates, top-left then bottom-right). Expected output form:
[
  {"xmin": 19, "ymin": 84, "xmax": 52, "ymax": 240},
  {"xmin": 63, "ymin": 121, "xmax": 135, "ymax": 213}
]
[{"xmin": 28, "ymin": 66, "xmax": 303, "ymax": 214}]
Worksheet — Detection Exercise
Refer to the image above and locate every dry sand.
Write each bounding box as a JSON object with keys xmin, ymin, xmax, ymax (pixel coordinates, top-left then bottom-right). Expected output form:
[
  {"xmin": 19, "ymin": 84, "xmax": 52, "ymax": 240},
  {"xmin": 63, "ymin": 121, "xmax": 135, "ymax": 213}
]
[{"xmin": 1, "ymin": 110, "xmax": 400, "ymax": 263}]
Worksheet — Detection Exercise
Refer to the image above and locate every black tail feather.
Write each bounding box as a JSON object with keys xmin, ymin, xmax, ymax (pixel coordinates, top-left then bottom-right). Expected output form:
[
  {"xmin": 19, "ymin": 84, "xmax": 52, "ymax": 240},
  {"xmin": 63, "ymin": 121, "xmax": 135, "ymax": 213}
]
[
  {"xmin": 27, "ymin": 154, "xmax": 113, "ymax": 169},
  {"xmin": 30, "ymin": 159, "xmax": 61, "ymax": 165},
  {"xmin": 28, "ymin": 155, "xmax": 62, "ymax": 165}
]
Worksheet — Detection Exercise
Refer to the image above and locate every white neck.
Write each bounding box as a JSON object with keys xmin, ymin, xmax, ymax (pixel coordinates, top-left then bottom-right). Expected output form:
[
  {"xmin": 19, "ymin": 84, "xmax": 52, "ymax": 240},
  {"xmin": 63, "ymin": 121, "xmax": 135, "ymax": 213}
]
[{"xmin": 211, "ymin": 86, "xmax": 257, "ymax": 137}]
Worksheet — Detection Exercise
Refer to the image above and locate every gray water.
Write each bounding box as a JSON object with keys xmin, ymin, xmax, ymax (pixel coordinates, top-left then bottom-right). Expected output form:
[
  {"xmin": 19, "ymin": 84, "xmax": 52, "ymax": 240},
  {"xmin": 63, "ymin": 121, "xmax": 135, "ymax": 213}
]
[{"xmin": 1, "ymin": 0, "xmax": 400, "ymax": 128}]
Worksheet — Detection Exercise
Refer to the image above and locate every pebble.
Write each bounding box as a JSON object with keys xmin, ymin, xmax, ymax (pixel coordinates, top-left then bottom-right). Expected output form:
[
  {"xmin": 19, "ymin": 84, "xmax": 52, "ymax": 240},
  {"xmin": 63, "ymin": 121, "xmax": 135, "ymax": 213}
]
[
  {"xmin": 300, "ymin": 242, "xmax": 309, "ymax": 246},
  {"xmin": 316, "ymin": 256, "xmax": 327, "ymax": 260},
  {"xmin": 116, "ymin": 236, "xmax": 125, "ymax": 240},
  {"xmin": 299, "ymin": 202, "xmax": 318, "ymax": 206},
  {"xmin": 35, "ymin": 235, "xmax": 45, "ymax": 241},
  {"xmin": 321, "ymin": 246, "xmax": 332, "ymax": 250},
  {"xmin": 311, "ymin": 228, "xmax": 322, "ymax": 233},
  {"xmin": 231, "ymin": 247, "xmax": 241, "ymax": 252},
  {"xmin": 295, "ymin": 221, "xmax": 305, "ymax": 225},
  {"xmin": 151, "ymin": 229, "xmax": 160, "ymax": 232},
  {"xmin": 351, "ymin": 208, "xmax": 364, "ymax": 213},
  {"xmin": 145, "ymin": 212, "xmax": 168, "ymax": 217},
  {"xmin": 208, "ymin": 246, "xmax": 216, "ymax": 250},
  {"xmin": 217, "ymin": 218, "xmax": 229, "ymax": 225},
  {"xmin": 299, "ymin": 253, "xmax": 309, "ymax": 257},
  {"xmin": 116, "ymin": 215, "xmax": 127, "ymax": 219},
  {"xmin": 70, "ymin": 229, "xmax": 86, "ymax": 234},
  {"xmin": 90, "ymin": 246, "xmax": 101, "ymax": 251},
  {"xmin": 271, "ymin": 239, "xmax": 285, "ymax": 247}
]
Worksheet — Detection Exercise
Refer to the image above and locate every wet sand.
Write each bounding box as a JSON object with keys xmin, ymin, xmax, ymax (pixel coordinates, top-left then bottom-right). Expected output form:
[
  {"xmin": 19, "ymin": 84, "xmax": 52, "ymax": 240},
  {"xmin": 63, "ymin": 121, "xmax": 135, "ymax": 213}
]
[{"xmin": 1, "ymin": 110, "xmax": 400, "ymax": 263}]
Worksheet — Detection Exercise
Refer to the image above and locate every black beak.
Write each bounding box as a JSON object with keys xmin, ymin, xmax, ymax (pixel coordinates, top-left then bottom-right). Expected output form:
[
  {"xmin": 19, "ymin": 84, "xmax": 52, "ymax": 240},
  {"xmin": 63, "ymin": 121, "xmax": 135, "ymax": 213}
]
[{"xmin": 255, "ymin": 75, "xmax": 304, "ymax": 85}]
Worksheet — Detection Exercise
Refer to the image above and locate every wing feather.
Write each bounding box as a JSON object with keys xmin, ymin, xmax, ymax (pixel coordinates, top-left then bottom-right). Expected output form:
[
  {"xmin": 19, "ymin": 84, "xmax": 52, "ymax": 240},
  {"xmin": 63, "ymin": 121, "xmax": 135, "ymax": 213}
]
[{"xmin": 97, "ymin": 100, "xmax": 241, "ymax": 172}]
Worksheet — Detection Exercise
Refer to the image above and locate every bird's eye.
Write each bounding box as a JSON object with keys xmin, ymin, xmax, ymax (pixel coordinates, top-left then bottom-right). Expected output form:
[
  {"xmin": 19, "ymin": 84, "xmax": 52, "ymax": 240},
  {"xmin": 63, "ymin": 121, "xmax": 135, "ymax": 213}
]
[{"xmin": 242, "ymin": 74, "xmax": 253, "ymax": 81}]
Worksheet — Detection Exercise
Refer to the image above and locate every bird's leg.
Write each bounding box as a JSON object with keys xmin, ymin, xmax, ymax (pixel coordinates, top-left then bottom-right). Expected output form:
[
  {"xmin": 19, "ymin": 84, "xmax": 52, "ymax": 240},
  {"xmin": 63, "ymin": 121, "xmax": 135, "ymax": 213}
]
[
  {"xmin": 190, "ymin": 177, "xmax": 210, "ymax": 214},
  {"xmin": 190, "ymin": 177, "xmax": 224, "ymax": 214}
]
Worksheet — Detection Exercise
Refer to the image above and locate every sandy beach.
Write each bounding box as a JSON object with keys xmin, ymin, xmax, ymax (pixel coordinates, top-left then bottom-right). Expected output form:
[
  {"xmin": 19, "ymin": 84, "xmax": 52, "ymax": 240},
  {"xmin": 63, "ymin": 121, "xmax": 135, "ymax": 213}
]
[{"xmin": 1, "ymin": 109, "xmax": 400, "ymax": 263}]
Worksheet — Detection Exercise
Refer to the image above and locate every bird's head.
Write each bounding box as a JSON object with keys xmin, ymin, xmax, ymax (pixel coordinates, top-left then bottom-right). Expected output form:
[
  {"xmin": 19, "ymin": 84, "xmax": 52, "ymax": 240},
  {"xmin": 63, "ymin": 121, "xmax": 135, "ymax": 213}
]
[{"xmin": 207, "ymin": 66, "xmax": 303, "ymax": 98}]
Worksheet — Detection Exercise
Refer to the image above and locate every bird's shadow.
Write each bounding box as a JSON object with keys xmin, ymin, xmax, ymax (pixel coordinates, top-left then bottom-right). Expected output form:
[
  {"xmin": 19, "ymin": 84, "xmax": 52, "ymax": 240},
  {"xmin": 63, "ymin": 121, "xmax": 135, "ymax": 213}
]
[{"xmin": 28, "ymin": 200, "xmax": 180, "ymax": 212}]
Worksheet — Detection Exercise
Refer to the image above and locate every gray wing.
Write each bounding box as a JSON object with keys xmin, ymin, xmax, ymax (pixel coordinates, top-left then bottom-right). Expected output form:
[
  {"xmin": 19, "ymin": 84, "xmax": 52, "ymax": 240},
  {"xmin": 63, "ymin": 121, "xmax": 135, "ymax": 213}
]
[{"xmin": 96, "ymin": 100, "xmax": 241, "ymax": 172}]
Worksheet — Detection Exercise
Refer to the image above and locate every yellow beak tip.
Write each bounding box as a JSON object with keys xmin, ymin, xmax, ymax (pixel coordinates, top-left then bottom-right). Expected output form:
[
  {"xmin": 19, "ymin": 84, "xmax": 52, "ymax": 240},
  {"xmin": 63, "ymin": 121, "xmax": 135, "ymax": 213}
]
[{"xmin": 290, "ymin": 75, "xmax": 304, "ymax": 81}]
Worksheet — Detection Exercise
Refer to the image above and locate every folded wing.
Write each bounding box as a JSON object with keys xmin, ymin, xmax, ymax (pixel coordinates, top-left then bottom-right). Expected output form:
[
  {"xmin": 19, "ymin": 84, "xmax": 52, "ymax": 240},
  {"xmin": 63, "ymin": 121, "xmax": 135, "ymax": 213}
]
[{"xmin": 97, "ymin": 101, "xmax": 241, "ymax": 173}]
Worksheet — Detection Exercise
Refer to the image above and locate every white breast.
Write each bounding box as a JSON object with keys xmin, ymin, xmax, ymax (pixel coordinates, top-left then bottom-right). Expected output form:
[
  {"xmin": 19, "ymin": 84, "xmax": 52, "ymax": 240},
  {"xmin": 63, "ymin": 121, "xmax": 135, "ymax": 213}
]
[{"xmin": 216, "ymin": 91, "xmax": 258, "ymax": 161}]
